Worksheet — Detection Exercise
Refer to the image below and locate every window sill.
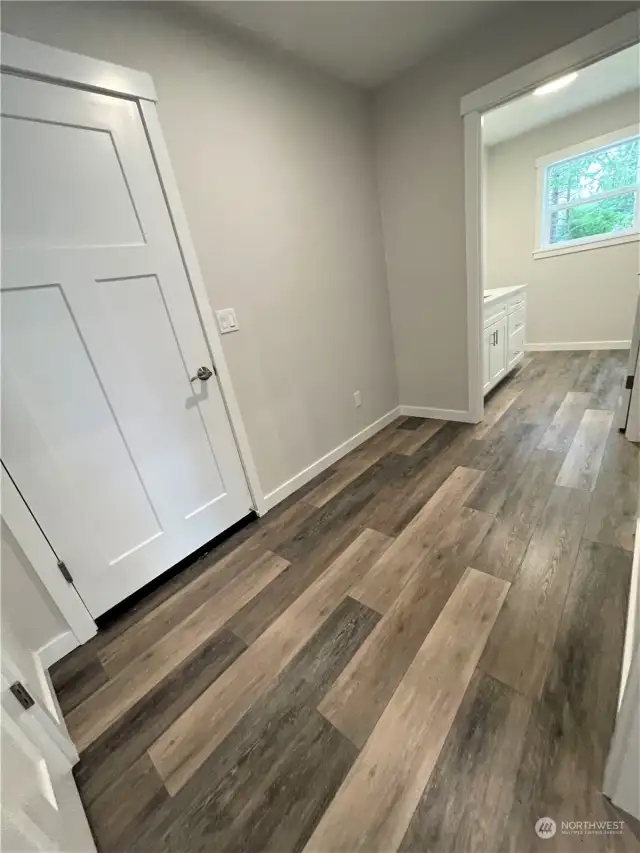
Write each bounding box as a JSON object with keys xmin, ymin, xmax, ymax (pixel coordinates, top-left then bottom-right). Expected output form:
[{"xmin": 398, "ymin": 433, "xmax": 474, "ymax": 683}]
[{"xmin": 533, "ymin": 231, "xmax": 640, "ymax": 260}]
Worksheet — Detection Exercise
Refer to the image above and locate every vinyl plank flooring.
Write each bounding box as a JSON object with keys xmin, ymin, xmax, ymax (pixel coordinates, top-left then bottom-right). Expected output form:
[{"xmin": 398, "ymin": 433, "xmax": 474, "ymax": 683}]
[
  {"xmin": 74, "ymin": 628, "xmax": 246, "ymax": 807},
  {"xmin": 538, "ymin": 391, "xmax": 592, "ymax": 453},
  {"xmin": 351, "ymin": 466, "xmax": 484, "ymax": 614},
  {"xmin": 148, "ymin": 529, "xmax": 391, "ymax": 795},
  {"xmin": 365, "ymin": 425, "xmax": 475, "ymax": 537},
  {"xmin": 465, "ymin": 422, "xmax": 547, "ymax": 516},
  {"xmin": 473, "ymin": 386, "xmax": 522, "ymax": 440},
  {"xmin": 391, "ymin": 419, "xmax": 446, "ymax": 456},
  {"xmin": 67, "ymin": 549, "xmax": 288, "ymax": 751},
  {"xmin": 480, "ymin": 486, "xmax": 591, "ymax": 699},
  {"xmin": 556, "ymin": 409, "xmax": 615, "ymax": 491},
  {"xmin": 47, "ymin": 351, "xmax": 634, "ymax": 853},
  {"xmin": 498, "ymin": 540, "xmax": 633, "ymax": 853},
  {"xmin": 83, "ymin": 753, "xmax": 168, "ymax": 853},
  {"xmin": 585, "ymin": 427, "xmax": 640, "ymax": 552},
  {"xmin": 303, "ymin": 568, "xmax": 509, "ymax": 853},
  {"xmin": 133, "ymin": 596, "xmax": 378, "ymax": 853},
  {"xmin": 50, "ymin": 651, "xmax": 108, "ymax": 716},
  {"xmin": 398, "ymin": 673, "xmax": 531, "ymax": 853},
  {"xmin": 471, "ymin": 449, "xmax": 564, "ymax": 582},
  {"xmin": 319, "ymin": 506, "xmax": 493, "ymax": 748}
]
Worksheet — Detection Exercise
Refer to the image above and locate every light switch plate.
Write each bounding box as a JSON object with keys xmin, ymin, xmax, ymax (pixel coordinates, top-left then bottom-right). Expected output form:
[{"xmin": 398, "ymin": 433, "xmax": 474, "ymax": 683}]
[{"xmin": 216, "ymin": 308, "xmax": 239, "ymax": 334}]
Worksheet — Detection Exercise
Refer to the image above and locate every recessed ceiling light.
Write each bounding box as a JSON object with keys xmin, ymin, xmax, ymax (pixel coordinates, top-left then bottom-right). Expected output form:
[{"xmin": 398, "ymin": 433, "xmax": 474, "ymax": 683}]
[{"xmin": 534, "ymin": 72, "xmax": 578, "ymax": 96}]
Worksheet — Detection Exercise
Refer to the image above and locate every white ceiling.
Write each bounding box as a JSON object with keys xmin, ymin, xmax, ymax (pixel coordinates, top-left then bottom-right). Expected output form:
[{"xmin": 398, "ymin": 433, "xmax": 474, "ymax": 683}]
[
  {"xmin": 483, "ymin": 44, "xmax": 640, "ymax": 146},
  {"xmin": 197, "ymin": 1, "xmax": 504, "ymax": 87}
]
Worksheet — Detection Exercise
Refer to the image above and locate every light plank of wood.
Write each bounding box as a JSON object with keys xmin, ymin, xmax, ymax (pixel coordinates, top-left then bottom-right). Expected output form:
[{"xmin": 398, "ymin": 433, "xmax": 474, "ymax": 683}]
[
  {"xmin": 319, "ymin": 507, "xmax": 493, "ymax": 748},
  {"xmin": 538, "ymin": 391, "xmax": 591, "ymax": 453},
  {"xmin": 148, "ymin": 528, "xmax": 392, "ymax": 795},
  {"xmin": 555, "ymin": 409, "xmax": 615, "ymax": 491},
  {"xmin": 350, "ymin": 466, "xmax": 485, "ymax": 615},
  {"xmin": 303, "ymin": 568, "xmax": 509, "ymax": 853},
  {"xmin": 67, "ymin": 550, "xmax": 289, "ymax": 751},
  {"xmin": 479, "ymin": 486, "xmax": 590, "ymax": 699},
  {"xmin": 473, "ymin": 388, "xmax": 522, "ymax": 439}
]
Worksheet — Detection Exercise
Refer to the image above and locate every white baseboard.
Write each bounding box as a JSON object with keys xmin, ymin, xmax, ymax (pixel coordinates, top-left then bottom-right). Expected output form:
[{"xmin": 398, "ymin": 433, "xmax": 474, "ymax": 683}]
[
  {"xmin": 400, "ymin": 405, "xmax": 476, "ymax": 423},
  {"xmin": 526, "ymin": 340, "xmax": 631, "ymax": 351},
  {"xmin": 37, "ymin": 631, "xmax": 79, "ymax": 669},
  {"xmin": 262, "ymin": 406, "xmax": 401, "ymax": 512}
]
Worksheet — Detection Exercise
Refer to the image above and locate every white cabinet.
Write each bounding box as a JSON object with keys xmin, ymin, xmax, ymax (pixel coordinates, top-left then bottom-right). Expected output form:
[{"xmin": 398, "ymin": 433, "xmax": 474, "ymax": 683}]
[
  {"xmin": 483, "ymin": 286, "xmax": 527, "ymax": 395},
  {"xmin": 485, "ymin": 315, "xmax": 508, "ymax": 391}
]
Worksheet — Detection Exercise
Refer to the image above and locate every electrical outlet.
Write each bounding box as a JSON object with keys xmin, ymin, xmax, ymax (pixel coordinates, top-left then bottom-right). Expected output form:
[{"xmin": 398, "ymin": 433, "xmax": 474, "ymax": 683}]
[{"xmin": 354, "ymin": 390, "xmax": 362, "ymax": 408}]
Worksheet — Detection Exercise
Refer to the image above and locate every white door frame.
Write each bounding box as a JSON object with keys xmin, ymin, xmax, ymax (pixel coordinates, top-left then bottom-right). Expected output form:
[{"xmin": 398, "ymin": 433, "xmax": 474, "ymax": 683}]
[
  {"xmin": 0, "ymin": 33, "xmax": 267, "ymax": 645},
  {"xmin": 460, "ymin": 10, "xmax": 640, "ymax": 425}
]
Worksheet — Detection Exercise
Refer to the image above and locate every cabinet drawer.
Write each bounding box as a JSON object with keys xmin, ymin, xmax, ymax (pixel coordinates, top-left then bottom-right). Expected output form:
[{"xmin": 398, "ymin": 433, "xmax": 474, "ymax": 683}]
[
  {"xmin": 484, "ymin": 300, "xmax": 507, "ymax": 329},
  {"xmin": 508, "ymin": 293, "xmax": 526, "ymax": 314},
  {"xmin": 509, "ymin": 304, "xmax": 526, "ymax": 336},
  {"xmin": 509, "ymin": 323, "xmax": 525, "ymax": 359}
]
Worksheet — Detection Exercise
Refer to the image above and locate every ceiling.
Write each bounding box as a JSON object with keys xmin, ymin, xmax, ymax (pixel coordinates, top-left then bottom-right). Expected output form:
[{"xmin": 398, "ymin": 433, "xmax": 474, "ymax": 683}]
[
  {"xmin": 197, "ymin": 1, "xmax": 505, "ymax": 87},
  {"xmin": 483, "ymin": 43, "xmax": 640, "ymax": 146}
]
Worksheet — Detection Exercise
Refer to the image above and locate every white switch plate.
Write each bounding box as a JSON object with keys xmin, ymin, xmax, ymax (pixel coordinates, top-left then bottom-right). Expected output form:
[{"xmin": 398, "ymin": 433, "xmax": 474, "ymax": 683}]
[
  {"xmin": 216, "ymin": 308, "xmax": 239, "ymax": 335},
  {"xmin": 354, "ymin": 390, "xmax": 362, "ymax": 408}
]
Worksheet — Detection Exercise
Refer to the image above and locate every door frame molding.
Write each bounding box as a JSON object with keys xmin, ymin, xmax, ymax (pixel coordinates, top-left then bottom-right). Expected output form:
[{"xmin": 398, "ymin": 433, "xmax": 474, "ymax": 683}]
[
  {"xmin": 1, "ymin": 32, "xmax": 267, "ymax": 648},
  {"xmin": 460, "ymin": 9, "xmax": 640, "ymax": 426}
]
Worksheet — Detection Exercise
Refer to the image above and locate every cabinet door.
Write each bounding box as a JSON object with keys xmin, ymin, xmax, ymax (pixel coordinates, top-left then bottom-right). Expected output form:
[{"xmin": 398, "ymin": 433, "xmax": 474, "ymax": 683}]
[
  {"xmin": 483, "ymin": 326, "xmax": 493, "ymax": 393},
  {"xmin": 486, "ymin": 317, "xmax": 508, "ymax": 391}
]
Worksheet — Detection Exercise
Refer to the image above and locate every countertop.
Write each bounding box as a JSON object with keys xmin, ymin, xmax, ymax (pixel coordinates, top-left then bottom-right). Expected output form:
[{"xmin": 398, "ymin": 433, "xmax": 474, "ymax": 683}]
[{"xmin": 483, "ymin": 284, "xmax": 527, "ymax": 308}]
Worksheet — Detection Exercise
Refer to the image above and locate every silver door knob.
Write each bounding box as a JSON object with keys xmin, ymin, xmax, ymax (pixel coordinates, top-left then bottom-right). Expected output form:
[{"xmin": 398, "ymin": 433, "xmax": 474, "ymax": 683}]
[{"xmin": 190, "ymin": 366, "xmax": 213, "ymax": 382}]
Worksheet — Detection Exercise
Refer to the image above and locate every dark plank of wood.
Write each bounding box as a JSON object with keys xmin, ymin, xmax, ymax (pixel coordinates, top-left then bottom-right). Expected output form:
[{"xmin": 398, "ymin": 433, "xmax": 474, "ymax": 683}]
[
  {"xmin": 399, "ymin": 673, "xmax": 531, "ymax": 853},
  {"xmin": 130, "ymin": 597, "xmax": 379, "ymax": 853},
  {"xmin": 50, "ymin": 651, "xmax": 109, "ymax": 716},
  {"xmin": 82, "ymin": 753, "xmax": 168, "ymax": 853},
  {"xmin": 465, "ymin": 422, "xmax": 547, "ymax": 516},
  {"xmin": 498, "ymin": 540, "xmax": 632, "ymax": 853},
  {"xmin": 396, "ymin": 416, "xmax": 426, "ymax": 431},
  {"xmin": 479, "ymin": 486, "xmax": 590, "ymax": 698},
  {"xmin": 585, "ymin": 427, "xmax": 640, "ymax": 552},
  {"xmin": 365, "ymin": 423, "xmax": 476, "ymax": 537},
  {"xmin": 319, "ymin": 506, "xmax": 493, "ymax": 748},
  {"xmin": 471, "ymin": 449, "xmax": 564, "ymax": 582},
  {"xmin": 75, "ymin": 628, "xmax": 246, "ymax": 807}
]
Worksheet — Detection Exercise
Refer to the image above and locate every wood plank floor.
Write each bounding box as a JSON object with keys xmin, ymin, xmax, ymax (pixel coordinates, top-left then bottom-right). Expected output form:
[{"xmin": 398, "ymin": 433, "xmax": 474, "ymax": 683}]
[{"xmin": 50, "ymin": 350, "xmax": 639, "ymax": 853}]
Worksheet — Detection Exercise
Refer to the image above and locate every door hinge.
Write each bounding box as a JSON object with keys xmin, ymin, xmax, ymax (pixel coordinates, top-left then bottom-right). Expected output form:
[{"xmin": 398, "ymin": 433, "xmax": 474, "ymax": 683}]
[
  {"xmin": 626, "ymin": 374, "xmax": 634, "ymax": 390},
  {"xmin": 57, "ymin": 559, "xmax": 73, "ymax": 584},
  {"xmin": 10, "ymin": 681, "xmax": 35, "ymax": 710}
]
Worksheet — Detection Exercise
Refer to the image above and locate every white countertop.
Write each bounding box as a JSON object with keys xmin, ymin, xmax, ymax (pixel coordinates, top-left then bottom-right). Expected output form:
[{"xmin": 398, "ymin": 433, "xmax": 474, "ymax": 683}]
[{"xmin": 483, "ymin": 284, "xmax": 527, "ymax": 308}]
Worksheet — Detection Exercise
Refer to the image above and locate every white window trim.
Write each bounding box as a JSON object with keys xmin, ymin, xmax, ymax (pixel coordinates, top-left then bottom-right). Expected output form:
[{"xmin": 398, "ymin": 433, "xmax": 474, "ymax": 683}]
[{"xmin": 534, "ymin": 123, "xmax": 640, "ymax": 258}]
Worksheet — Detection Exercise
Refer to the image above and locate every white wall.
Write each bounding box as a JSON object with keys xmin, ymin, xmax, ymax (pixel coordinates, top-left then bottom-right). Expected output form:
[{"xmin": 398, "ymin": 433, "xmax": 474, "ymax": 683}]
[
  {"xmin": 374, "ymin": 2, "xmax": 638, "ymax": 413},
  {"xmin": 1, "ymin": 0, "xmax": 398, "ymax": 497},
  {"xmin": 485, "ymin": 92, "xmax": 639, "ymax": 348}
]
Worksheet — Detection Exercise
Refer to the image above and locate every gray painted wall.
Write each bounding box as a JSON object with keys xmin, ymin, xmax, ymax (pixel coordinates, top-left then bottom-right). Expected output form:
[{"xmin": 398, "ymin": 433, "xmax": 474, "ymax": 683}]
[
  {"xmin": 374, "ymin": 2, "xmax": 638, "ymax": 412},
  {"xmin": 1, "ymin": 0, "xmax": 397, "ymax": 496},
  {"xmin": 485, "ymin": 92, "xmax": 639, "ymax": 347}
]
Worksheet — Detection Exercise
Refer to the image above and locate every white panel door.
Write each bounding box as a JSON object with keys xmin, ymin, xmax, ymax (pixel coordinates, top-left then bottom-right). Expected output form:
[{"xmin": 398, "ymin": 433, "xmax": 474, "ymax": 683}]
[{"xmin": 1, "ymin": 73, "xmax": 252, "ymax": 616}]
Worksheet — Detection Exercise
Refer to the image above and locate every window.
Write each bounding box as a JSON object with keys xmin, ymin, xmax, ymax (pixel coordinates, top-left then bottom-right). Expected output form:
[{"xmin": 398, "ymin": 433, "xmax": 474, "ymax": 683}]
[{"xmin": 536, "ymin": 128, "xmax": 640, "ymax": 255}]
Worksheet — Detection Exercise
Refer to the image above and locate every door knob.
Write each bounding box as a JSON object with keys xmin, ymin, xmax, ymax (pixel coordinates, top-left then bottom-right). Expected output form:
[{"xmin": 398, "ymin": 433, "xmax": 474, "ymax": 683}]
[{"xmin": 190, "ymin": 366, "xmax": 213, "ymax": 382}]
